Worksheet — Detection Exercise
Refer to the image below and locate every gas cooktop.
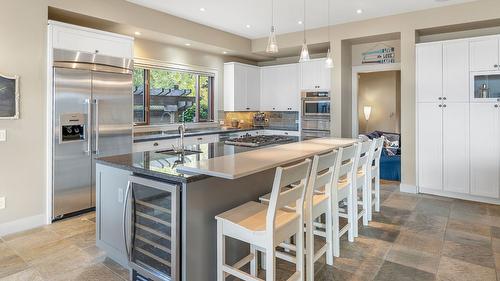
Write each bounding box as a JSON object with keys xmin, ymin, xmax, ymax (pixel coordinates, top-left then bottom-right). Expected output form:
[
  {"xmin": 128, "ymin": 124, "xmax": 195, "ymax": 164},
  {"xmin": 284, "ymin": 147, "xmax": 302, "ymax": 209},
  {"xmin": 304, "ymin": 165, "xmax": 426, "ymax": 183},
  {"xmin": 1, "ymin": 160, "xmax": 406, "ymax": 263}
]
[{"xmin": 224, "ymin": 135, "xmax": 294, "ymax": 147}]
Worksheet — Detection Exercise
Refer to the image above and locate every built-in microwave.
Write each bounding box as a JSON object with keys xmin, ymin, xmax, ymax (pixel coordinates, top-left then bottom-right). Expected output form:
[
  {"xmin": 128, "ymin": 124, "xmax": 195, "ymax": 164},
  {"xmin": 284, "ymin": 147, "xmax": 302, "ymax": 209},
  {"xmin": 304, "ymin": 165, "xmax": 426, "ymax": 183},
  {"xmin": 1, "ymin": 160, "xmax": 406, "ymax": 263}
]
[{"xmin": 301, "ymin": 91, "xmax": 330, "ymax": 117}]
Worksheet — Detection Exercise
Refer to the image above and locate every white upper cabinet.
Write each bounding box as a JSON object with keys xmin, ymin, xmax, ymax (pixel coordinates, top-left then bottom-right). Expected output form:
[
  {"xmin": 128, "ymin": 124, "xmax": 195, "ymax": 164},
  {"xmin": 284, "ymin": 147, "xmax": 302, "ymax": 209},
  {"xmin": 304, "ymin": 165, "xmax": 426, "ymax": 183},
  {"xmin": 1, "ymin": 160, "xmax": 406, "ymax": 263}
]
[
  {"xmin": 443, "ymin": 40, "xmax": 469, "ymax": 102},
  {"xmin": 416, "ymin": 43, "xmax": 443, "ymax": 103},
  {"xmin": 261, "ymin": 64, "xmax": 300, "ymax": 111},
  {"xmin": 49, "ymin": 21, "xmax": 134, "ymax": 59},
  {"xmin": 470, "ymin": 37, "xmax": 500, "ymax": 72},
  {"xmin": 300, "ymin": 59, "xmax": 331, "ymax": 91},
  {"xmin": 470, "ymin": 102, "xmax": 500, "ymax": 198},
  {"xmin": 224, "ymin": 63, "xmax": 260, "ymax": 112}
]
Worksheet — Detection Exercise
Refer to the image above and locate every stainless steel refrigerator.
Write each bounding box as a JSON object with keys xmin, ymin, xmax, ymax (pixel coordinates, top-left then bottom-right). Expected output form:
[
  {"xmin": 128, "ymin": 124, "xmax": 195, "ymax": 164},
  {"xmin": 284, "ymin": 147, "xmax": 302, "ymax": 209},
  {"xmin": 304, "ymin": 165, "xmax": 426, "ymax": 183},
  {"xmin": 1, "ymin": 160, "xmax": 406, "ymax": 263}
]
[{"xmin": 52, "ymin": 49, "xmax": 133, "ymax": 220}]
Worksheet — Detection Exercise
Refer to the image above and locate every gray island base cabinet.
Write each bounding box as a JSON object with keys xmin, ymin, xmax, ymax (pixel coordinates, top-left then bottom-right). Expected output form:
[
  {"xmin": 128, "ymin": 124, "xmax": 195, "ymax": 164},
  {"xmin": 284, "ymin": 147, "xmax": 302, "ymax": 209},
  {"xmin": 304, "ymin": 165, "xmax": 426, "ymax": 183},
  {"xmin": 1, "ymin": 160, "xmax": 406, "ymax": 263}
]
[{"xmin": 95, "ymin": 143, "xmax": 287, "ymax": 281}]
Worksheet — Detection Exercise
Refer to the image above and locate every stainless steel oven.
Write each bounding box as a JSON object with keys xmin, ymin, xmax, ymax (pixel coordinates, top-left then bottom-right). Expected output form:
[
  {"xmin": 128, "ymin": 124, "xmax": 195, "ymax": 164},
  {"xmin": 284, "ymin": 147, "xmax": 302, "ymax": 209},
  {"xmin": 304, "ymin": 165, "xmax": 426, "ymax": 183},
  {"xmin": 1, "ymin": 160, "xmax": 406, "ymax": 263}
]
[
  {"xmin": 301, "ymin": 91, "xmax": 330, "ymax": 117},
  {"xmin": 301, "ymin": 129, "xmax": 331, "ymax": 140}
]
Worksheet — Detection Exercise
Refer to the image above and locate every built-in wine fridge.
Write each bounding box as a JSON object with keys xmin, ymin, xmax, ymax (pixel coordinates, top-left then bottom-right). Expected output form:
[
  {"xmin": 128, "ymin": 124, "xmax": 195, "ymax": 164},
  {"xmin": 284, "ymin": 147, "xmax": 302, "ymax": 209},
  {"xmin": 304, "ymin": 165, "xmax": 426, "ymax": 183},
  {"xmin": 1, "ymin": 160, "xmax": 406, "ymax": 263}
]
[{"xmin": 123, "ymin": 176, "xmax": 180, "ymax": 281}]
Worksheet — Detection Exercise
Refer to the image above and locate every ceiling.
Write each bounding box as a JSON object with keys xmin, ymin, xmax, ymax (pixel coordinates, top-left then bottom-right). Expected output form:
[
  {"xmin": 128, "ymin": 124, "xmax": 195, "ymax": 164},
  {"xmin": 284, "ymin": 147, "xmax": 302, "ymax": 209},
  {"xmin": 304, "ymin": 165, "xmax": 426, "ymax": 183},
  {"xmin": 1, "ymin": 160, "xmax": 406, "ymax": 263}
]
[{"xmin": 127, "ymin": 0, "xmax": 478, "ymax": 39}]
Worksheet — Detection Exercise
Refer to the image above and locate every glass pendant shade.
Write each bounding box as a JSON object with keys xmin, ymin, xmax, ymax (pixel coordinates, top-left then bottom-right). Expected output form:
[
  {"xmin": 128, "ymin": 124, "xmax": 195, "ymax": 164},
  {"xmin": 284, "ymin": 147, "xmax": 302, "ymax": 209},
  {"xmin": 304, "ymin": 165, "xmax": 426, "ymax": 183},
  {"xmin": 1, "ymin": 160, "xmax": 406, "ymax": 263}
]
[
  {"xmin": 266, "ymin": 26, "xmax": 279, "ymax": 53},
  {"xmin": 299, "ymin": 41, "xmax": 310, "ymax": 62},
  {"xmin": 325, "ymin": 48, "xmax": 333, "ymax": 68}
]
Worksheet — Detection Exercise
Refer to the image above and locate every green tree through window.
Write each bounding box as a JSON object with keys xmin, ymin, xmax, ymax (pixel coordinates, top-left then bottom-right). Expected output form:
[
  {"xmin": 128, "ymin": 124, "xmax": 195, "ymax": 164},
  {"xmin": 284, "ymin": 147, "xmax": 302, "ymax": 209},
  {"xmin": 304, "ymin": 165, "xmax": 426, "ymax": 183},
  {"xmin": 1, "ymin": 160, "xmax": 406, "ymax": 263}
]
[{"xmin": 133, "ymin": 67, "xmax": 213, "ymax": 125}]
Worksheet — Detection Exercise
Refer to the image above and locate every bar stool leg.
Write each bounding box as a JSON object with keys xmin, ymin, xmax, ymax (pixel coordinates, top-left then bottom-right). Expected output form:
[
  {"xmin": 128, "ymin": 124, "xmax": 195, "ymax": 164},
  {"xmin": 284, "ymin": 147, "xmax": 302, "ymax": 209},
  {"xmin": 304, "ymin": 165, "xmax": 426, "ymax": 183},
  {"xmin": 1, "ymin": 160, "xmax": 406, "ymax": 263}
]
[
  {"xmin": 217, "ymin": 221, "xmax": 225, "ymax": 281},
  {"xmin": 347, "ymin": 191, "xmax": 354, "ymax": 242},
  {"xmin": 375, "ymin": 170, "xmax": 380, "ymax": 212},
  {"xmin": 332, "ymin": 198, "xmax": 340, "ymax": 257},
  {"xmin": 265, "ymin": 246, "xmax": 276, "ymax": 281},
  {"xmin": 367, "ymin": 176, "xmax": 373, "ymax": 221},
  {"xmin": 250, "ymin": 245, "xmax": 257, "ymax": 276},
  {"xmin": 363, "ymin": 177, "xmax": 369, "ymax": 226},
  {"xmin": 306, "ymin": 214, "xmax": 314, "ymax": 281},
  {"xmin": 295, "ymin": 221, "xmax": 304, "ymax": 281},
  {"xmin": 325, "ymin": 201, "xmax": 334, "ymax": 265}
]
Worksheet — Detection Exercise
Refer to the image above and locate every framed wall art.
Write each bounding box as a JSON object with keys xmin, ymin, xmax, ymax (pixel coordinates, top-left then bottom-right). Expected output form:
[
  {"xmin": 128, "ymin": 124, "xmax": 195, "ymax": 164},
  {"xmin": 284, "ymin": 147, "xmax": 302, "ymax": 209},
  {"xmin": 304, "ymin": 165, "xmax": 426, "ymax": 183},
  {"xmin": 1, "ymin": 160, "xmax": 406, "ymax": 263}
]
[{"xmin": 0, "ymin": 73, "xmax": 19, "ymax": 119}]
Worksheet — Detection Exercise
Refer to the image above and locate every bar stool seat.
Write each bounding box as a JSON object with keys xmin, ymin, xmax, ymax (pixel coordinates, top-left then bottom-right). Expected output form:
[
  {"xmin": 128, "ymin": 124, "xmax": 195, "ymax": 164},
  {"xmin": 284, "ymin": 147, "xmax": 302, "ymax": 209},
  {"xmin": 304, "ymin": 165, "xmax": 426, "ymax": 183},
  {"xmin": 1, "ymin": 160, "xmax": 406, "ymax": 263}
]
[{"xmin": 215, "ymin": 201, "xmax": 299, "ymax": 235}]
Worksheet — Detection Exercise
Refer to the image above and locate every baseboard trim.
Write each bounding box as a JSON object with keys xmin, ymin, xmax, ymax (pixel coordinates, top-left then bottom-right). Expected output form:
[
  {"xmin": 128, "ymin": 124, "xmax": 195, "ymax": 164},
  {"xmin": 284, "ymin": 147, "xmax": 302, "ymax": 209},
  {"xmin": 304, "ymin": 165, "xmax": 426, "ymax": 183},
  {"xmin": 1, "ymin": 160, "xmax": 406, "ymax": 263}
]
[
  {"xmin": 419, "ymin": 188, "xmax": 500, "ymax": 205},
  {"xmin": 0, "ymin": 213, "xmax": 47, "ymax": 236},
  {"xmin": 400, "ymin": 183, "xmax": 418, "ymax": 194}
]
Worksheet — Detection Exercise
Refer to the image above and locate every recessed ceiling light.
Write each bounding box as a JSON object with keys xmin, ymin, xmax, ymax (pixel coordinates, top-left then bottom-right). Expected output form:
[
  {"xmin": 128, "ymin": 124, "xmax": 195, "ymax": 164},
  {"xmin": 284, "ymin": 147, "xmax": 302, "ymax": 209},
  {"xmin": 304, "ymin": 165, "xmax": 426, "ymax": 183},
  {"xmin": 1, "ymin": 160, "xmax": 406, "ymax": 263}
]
[
  {"xmin": 246, "ymin": 24, "xmax": 251, "ymax": 28},
  {"xmin": 199, "ymin": 7, "xmax": 206, "ymax": 12},
  {"xmin": 134, "ymin": 31, "xmax": 141, "ymax": 36},
  {"xmin": 223, "ymin": 51, "xmax": 228, "ymax": 54},
  {"xmin": 185, "ymin": 43, "xmax": 191, "ymax": 46},
  {"xmin": 298, "ymin": 20, "xmax": 303, "ymax": 25},
  {"xmin": 356, "ymin": 9, "xmax": 363, "ymax": 14}
]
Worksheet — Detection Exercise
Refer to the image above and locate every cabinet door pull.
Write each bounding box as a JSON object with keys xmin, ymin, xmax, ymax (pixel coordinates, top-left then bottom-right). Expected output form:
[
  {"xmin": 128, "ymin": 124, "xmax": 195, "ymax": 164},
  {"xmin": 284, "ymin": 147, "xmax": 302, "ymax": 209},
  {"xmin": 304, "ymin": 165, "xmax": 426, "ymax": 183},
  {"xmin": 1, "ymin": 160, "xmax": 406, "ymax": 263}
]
[
  {"xmin": 438, "ymin": 97, "xmax": 442, "ymax": 100},
  {"xmin": 495, "ymin": 64, "xmax": 499, "ymax": 68},
  {"xmin": 495, "ymin": 104, "xmax": 499, "ymax": 108},
  {"xmin": 197, "ymin": 137, "xmax": 203, "ymax": 140},
  {"xmin": 438, "ymin": 104, "xmax": 442, "ymax": 108},
  {"xmin": 443, "ymin": 97, "xmax": 447, "ymax": 100},
  {"xmin": 443, "ymin": 104, "xmax": 447, "ymax": 108},
  {"xmin": 153, "ymin": 142, "xmax": 159, "ymax": 146}
]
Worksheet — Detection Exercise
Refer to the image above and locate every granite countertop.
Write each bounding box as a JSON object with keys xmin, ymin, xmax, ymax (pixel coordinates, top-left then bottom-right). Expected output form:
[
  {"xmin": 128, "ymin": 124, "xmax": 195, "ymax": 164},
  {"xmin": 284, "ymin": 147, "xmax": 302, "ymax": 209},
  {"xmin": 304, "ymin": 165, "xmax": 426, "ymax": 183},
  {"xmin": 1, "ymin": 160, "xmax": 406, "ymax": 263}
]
[
  {"xmin": 177, "ymin": 137, "xmax": 359, "ymax": 180},
  {"xmin": 133, "ymin": 126, "xmax": 298, "ymax": 143},
  {"xmin": 96, "ymin": 138, "xmax": 299, "ymax": 183}
]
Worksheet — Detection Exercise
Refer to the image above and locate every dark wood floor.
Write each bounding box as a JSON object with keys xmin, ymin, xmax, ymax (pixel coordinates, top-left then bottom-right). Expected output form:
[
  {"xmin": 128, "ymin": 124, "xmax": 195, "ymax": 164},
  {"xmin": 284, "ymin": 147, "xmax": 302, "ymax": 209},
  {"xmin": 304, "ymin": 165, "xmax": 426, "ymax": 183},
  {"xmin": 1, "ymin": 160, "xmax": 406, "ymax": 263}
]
[{"xmin": 1, "ymin": 182, "xmax": 499, "ymax": 280}]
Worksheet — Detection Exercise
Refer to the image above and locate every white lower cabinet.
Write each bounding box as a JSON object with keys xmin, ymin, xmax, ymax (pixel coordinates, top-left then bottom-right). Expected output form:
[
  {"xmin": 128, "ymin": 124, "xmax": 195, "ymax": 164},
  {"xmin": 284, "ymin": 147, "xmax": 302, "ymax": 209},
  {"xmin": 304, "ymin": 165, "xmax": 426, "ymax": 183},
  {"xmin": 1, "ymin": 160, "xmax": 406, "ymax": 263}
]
[
  {"xmin": 418, "ymin": 103, "xmax": 443, "ymax": 191},
  {"xmin": 470, "ymin": 103, "xmax": 500, "ymax": 198},
  {"xmin": 442, "ymin": 103, "xmax": 469, "ymax": 194}
]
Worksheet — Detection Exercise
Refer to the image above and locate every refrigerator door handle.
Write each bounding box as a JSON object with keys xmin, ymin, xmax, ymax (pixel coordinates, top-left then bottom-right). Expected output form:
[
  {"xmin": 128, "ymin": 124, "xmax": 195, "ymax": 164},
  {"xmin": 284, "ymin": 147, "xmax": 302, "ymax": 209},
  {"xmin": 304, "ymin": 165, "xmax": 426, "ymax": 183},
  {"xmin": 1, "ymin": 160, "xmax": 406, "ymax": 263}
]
[
  {"xmin": 94, "ymin": 98, "xmax": 100, "ymax": 155},
  {"xmin": 84, "ymin": 99, "xmax": 92, "ymax": 156}
]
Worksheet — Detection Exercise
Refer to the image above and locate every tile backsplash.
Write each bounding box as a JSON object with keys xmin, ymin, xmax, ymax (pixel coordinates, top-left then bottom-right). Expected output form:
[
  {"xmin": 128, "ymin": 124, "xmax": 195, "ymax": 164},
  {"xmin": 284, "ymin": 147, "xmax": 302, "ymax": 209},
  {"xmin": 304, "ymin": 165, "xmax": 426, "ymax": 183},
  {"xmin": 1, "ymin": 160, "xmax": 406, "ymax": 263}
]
[{"xmin": 222, "ymin": 111, "xmax": 299, "ymax": 130}]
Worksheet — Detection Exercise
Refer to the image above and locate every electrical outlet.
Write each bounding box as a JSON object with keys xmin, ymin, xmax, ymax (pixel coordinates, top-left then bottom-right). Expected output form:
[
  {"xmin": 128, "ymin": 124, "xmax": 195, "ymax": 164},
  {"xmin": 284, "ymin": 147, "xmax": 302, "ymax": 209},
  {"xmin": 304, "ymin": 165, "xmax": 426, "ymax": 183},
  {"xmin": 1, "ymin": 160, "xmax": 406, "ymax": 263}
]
[
  {"xmin": 0, "ymin": 130, "xmax": 6, "ymax": 142},
  {"xmin": 0, "ymin": 197, "xmax": 5, "ymax": 210}
]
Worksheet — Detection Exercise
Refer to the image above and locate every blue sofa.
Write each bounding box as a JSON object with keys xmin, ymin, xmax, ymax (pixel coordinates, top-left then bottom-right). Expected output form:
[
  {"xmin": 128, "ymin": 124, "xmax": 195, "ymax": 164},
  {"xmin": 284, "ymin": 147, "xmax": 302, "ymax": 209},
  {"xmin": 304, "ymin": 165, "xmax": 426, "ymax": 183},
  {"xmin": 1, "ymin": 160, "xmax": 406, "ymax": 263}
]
[{"xmin": 362, "ymin": 131, "xmax": 401, "ymax": 181}]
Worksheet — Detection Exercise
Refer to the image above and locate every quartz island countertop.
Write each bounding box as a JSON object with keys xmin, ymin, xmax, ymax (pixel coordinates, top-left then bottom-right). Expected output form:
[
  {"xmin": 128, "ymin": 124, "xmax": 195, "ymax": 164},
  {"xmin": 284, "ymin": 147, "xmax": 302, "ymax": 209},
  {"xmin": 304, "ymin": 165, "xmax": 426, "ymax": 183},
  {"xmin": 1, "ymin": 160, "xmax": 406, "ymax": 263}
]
[
  {"xmin": 176, "ymin": 137, "xmax": 358, "ymax": 179},
  {"xmin": 96, "ymin": 138, "xmax": 299, "ymax": 183}
]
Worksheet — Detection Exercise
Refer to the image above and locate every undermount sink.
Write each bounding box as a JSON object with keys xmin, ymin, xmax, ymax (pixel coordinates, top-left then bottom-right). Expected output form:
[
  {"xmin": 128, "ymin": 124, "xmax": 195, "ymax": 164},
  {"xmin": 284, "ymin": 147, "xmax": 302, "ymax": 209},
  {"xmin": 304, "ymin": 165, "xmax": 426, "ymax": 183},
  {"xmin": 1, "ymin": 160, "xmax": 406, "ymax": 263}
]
[{"xmin": 156, "ymin": 149, "xmax": 203, "ymax": 156}]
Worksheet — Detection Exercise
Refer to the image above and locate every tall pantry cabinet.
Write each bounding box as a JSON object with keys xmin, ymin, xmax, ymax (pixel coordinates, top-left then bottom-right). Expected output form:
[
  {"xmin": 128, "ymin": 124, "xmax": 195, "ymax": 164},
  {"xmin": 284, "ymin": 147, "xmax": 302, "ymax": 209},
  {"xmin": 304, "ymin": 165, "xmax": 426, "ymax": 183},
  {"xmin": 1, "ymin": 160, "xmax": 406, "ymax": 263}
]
[{"xmin": 417, "ymin": 36, "xmax": 500, "ymax": 203}]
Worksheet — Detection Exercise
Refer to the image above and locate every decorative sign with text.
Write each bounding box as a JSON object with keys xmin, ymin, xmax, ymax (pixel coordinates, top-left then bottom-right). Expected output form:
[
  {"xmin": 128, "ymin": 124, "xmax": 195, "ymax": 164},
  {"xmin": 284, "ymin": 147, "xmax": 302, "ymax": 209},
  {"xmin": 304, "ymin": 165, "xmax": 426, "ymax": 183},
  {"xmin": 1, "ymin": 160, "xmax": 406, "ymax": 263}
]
[{"xmin": 362, "ymin": 47, "xmax": 396, "ymax": 64}]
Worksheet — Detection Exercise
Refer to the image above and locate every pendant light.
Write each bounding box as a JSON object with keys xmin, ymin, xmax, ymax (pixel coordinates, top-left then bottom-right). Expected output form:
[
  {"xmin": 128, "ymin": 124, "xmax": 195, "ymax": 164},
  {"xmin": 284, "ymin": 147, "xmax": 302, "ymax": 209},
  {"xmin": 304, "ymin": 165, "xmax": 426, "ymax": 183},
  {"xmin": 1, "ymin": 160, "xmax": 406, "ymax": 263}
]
[
  {"xmin": 325, "ymin": 0, "xmax": 333, "ymax": 68},
  {"xmin": 266, "ymin": 0, "xmax": 279, "ymax": 53},
  {"xmin": 299, "ymin": 0, "xmax": 310, "ymax": 62}
]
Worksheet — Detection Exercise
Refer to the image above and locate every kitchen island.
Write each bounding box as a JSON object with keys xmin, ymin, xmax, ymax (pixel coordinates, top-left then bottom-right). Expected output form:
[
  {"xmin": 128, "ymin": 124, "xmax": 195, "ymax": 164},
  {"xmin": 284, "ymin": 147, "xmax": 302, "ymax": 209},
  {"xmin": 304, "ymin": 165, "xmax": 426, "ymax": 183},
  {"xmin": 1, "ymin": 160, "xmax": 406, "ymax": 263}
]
[{"xmin": 95, "ymin": 137, "xmax": 356, "ymax": 281}]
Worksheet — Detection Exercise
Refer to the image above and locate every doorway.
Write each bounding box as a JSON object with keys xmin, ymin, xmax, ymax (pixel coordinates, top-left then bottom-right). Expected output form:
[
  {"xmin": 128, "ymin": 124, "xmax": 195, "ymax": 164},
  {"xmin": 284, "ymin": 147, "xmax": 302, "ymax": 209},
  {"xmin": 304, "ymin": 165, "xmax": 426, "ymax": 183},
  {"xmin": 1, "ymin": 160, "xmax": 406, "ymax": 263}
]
[{"xmin": 357, "ymin": 70, "xmax": 401, "ymax": 134}]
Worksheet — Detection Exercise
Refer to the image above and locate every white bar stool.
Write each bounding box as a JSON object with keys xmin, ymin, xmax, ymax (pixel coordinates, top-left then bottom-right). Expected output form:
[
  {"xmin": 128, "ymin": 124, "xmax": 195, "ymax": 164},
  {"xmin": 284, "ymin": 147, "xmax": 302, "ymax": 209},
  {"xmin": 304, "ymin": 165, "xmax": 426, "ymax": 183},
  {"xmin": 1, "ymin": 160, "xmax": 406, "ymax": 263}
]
[
  {"xmin": 258, "ymin": 151, "xmax": 339, "ymax": 281},
  {"xmin": 352, "ymin": 140, "xmax": 372, "ymax": 238},
  {"xmin": 215, "ymin": 159, "xmax": 312, "ymax": 281},
  {"xmin": 367, "ymin": 137, "xmax": 385, "ymax": 221},
  {"xmin": 331, "ymin": 144, "xmax": 358, "ymax": 255}
]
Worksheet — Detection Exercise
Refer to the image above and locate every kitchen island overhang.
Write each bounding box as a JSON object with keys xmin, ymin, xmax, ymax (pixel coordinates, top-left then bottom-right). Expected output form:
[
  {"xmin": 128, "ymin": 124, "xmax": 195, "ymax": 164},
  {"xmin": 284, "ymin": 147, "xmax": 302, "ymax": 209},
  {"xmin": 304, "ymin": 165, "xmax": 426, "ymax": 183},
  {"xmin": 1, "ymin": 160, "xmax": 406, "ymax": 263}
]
[{"xmin": 95, "ymin": 137, "xmax": 357, "ymax": 281}]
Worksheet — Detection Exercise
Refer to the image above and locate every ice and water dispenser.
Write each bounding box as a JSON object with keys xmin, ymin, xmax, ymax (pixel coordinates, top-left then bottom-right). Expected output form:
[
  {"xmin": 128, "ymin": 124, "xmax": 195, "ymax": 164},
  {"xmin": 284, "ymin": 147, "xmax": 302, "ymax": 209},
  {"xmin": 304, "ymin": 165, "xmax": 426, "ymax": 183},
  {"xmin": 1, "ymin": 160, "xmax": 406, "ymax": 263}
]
[{"xmin": 59, "ymin": 113, "xmax": 86, "ymax": 143}]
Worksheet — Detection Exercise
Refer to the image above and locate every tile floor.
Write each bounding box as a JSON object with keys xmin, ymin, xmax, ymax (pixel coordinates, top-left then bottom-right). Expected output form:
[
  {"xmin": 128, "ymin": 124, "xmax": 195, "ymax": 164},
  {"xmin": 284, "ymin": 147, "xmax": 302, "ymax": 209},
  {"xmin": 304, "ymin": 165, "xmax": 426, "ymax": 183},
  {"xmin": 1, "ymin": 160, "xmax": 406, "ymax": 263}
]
[{"xmin": 1, "ymin": 181, "xmax": 500, "ymax": 281}]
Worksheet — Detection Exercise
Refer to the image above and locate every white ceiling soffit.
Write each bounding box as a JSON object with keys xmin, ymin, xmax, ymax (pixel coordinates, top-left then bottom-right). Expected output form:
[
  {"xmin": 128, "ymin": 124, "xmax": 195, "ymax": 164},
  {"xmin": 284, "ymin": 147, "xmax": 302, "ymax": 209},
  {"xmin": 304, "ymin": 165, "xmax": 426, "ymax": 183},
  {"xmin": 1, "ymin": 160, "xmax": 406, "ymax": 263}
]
[{"xmin": 127, "ymin": 0, "xmax": 478, "ymax": 39}]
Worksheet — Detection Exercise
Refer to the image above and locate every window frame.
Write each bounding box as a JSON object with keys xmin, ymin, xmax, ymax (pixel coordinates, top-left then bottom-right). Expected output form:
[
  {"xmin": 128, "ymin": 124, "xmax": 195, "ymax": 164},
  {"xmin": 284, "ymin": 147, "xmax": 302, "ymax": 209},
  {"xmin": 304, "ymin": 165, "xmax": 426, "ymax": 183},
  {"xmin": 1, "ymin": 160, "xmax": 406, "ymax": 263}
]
[{"xmin": 133, "ymin": 65, "xmax": 215, "ymax": 126}]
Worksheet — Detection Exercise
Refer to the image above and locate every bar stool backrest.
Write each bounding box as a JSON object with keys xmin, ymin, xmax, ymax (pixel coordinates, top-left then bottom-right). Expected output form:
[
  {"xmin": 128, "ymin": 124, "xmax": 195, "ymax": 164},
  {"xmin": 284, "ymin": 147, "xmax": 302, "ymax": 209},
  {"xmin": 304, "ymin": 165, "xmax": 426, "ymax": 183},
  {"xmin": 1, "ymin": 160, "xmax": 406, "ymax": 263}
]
[
  {"xmin": 355, "ymin": 140, "xmax": 373, "ymax": 174},
  {"xmin": 305, "ymin": 150, "xmax": 338, "ymax": 210},
  {"xmin": 372, "ymin": 137, "xmax": 385, "ymax": 168},
  {"xmin": 333, "ymin": 144, "xmax": 358, "ymax": 186},
  {"xmin": 266, "ymin": 158, "xmax": 312, "ymax": 233}
]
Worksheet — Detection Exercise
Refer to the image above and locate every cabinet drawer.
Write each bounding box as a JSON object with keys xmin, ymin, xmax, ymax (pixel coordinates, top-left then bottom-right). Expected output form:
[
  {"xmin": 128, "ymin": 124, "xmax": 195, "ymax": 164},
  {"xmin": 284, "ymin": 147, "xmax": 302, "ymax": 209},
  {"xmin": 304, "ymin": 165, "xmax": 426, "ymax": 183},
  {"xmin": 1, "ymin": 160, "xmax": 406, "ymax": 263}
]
[
  {"xmin": 133, "ymin": 139, "xmax": 178, "ymax": 152},
  {"xmin": 51, "ymin": 24, "xmax": 134, "ymax": 59},
  {"xmin": 184, "ymin": 134, "xmax": 220, "ymax": 145}
]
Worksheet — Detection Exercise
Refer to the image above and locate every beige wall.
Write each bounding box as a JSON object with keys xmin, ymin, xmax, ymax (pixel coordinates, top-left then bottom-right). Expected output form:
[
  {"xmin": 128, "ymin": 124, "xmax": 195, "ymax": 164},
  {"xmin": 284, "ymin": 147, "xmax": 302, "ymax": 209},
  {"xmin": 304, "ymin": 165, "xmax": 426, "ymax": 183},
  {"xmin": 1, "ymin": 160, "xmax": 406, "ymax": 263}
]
[
  {"xmin": 252, "ymin": 0, "xmax": 500, "ymax": 190},
  {"xmin": 358, "ymin": 71, "xmax": 401, "ymax": 134},
  {"xmin": 0, "ymin": 1, "xmax": 48, "ymax": 227}
]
